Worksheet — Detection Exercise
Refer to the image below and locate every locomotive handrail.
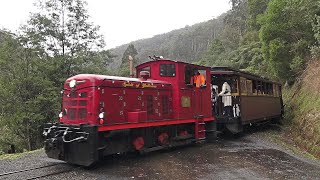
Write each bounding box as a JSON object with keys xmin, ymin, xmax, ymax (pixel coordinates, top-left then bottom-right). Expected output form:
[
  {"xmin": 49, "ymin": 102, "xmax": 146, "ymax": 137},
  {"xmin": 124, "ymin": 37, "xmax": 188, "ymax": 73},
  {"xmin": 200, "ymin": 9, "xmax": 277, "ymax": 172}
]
[
  {"xmin": 62, "ymin": 127, "xmax": 89, "ymax": 143},
  {"xmin": 43, "ymin": 126, "xmax": 58, "ymax": 137},
  {"xmin": 43, "ymin": 125, "xmax": 89, "ymax": 143}
]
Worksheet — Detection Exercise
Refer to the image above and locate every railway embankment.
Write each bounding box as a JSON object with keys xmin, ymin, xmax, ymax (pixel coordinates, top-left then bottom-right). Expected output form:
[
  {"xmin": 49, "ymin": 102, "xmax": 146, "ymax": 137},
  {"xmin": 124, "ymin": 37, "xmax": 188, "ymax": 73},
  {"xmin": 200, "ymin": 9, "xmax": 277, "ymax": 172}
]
[{"xmin": 282, "ymin": 60, "xmax": 320, "ymax": 159}]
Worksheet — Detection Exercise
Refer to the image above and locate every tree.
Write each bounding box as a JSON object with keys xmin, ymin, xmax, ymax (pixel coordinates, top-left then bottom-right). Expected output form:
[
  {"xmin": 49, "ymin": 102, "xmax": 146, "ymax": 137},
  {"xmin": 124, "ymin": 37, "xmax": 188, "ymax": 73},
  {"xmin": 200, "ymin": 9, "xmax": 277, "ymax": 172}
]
[
  {"xmin": 20, "ymin": 0, "xmax": 109, "ymax": 78},
  {"xmin": 247, "ymin": 0, "xmax": 269, "ymax": 30},
  {"xmin": 0, "ymin": 30, "xmax": 59, "ymax": 151},
  {"xmin": 259, "ymin": 0, "xmax": 317, "ymax": 82},
  {"xmin": 311, "ymin": 14, "xmax": 320, "ymax": 58}
]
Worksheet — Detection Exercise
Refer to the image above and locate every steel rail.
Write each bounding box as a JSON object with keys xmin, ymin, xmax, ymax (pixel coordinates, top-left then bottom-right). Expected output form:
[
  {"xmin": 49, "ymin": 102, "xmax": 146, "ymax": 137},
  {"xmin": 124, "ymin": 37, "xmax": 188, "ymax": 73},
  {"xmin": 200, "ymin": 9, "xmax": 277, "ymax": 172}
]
[
  {"xmin": 26, "ymin": 166, "xmax": 80, "ymax": 180},
  {"xmin": 0, "ymin": 163, "xmax": 62, "ymax": 177}
]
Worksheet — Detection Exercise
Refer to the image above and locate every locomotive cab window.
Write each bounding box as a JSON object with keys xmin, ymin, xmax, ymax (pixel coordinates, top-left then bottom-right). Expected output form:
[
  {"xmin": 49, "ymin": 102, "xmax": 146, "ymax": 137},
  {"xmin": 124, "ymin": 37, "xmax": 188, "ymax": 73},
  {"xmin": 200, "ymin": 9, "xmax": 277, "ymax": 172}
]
[
  {"xmin": 160, "ymin": 64, "xmax": 176, "ymax": 77},
  {"xmin": 184, "ymin": 65, "xmax": 206, "ymax": 87}
]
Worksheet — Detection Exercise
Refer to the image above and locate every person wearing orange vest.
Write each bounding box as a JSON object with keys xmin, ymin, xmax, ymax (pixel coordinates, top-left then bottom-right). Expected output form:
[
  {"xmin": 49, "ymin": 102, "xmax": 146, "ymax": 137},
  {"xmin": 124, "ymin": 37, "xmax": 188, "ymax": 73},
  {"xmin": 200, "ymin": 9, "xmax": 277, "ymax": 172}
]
[{"xmin": 190, "ymin": 70, "xmax": 205, "ymax": 88}]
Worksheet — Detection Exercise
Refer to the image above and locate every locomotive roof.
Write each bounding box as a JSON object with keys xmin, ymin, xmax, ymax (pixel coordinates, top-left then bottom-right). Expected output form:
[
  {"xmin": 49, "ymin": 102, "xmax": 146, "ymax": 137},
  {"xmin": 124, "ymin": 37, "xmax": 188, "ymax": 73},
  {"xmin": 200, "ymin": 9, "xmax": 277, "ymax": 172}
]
[
  {"xmin": 68, "ymin": 74, "xmax": 171, "ymax": 85},
  {"xmin": 211, "ymin": 67, "xmax": 281, "ymax": 85},
  {"xmin": 136, "ymin": 59, "xmax": 210, "ymax": 69}
]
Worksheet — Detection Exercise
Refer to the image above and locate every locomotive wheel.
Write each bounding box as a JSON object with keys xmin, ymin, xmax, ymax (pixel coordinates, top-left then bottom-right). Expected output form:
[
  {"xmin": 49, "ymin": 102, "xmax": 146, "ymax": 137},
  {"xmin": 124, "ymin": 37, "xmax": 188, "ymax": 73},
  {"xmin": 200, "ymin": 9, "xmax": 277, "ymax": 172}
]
[
  {"xmin": 158, "ymin": 132, "xmax": 169, "ymax": 145},
  {"xmin": 133, "ymin": 137, "xmax": 145, "ymax": 151},
  {"xmin": 179, "ymin": 130, "xmax": 188, "ymax": 137}
]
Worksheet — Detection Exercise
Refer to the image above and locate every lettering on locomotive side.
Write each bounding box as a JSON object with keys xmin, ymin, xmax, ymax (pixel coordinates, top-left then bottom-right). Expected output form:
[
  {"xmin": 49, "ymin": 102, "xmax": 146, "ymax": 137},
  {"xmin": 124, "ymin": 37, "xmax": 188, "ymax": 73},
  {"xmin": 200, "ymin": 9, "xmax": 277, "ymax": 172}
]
[
  {"xmin": 141, "ymin": 83, "xmax": 157, "ymax": 88},
  {"xmin": 122, "ymin": 82, "xmax": 134, "ymax": 87},
  {"xmin": 122, "ymin": 82, "xmax": 157, "ymax": 88}
]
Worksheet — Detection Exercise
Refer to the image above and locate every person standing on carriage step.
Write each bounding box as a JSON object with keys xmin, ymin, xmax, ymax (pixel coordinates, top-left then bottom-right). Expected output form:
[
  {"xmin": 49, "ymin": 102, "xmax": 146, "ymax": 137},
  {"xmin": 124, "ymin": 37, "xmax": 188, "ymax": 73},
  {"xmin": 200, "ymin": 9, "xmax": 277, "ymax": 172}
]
[{"xmin": 218, "ymin": 81, "xmax": 233, "ymax": 117}]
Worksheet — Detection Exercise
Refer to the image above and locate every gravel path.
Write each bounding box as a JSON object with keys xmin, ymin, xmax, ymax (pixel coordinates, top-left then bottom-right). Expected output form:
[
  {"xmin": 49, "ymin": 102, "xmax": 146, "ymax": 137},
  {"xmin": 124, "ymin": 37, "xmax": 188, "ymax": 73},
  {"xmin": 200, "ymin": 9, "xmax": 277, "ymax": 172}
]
[{"xmin": 0, "ymin": 125, "xmax": 319, "ymax": 180}]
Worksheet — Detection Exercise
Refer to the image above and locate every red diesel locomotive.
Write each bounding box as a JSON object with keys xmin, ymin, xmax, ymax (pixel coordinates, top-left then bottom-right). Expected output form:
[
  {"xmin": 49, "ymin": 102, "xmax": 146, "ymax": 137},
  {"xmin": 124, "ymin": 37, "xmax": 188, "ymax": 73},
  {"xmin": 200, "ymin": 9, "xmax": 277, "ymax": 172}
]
[
  {"xmin": 43, "ymin": 58, "xmax": 283, "ymax": 166},
  {"xmin": 43, "ymin": 58, "xmax": 216, "ymax": 166}
]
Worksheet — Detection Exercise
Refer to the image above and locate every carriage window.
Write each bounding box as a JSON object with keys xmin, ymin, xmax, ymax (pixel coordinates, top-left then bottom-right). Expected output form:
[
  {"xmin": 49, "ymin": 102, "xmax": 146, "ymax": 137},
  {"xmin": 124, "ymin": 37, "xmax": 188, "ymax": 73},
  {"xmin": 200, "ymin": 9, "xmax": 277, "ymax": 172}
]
[
  {"xmin": 257, "ymin": 81, "xmax": 263, "ymax": 95},
  {"xmin": 160, "ymin": 64, "xmax": 176, "ymax": 77},
  {"xmin": 230, "ymin": 78, "xmax": 238, "ymax": 94},
  {"xmin": 240, "ymin": 77, "xmax": 247, "ymax": 95},
  {"xmin": 274, "ymin": 84, "xmax": 279, "ymax": 97},
  {"xmin": 253, "ymin": 81, "xmax": 257, "ymax": 95},
  {"xmin": 267, "ymin": 83, "xmax": 273, "ymax": 95},
  {"xmin": 139, "ymin": 66, "xmax": 151, "ymax": 77},
  {"xmin": 262, "ymin": 82, "xmax": 267, "ymax": 95},
  {"xmin": 247, "ymin": 80, "xmax": 253, "ymax": 95}
]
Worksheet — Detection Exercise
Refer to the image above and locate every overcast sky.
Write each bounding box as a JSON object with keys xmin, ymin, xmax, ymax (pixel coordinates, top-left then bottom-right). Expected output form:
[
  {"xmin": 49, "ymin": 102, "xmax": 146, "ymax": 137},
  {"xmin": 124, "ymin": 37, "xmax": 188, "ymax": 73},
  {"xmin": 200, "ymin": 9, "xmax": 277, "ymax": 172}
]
[{"xmin": 0, "ymin": 0, "xmax": 231, "ymax": 49}]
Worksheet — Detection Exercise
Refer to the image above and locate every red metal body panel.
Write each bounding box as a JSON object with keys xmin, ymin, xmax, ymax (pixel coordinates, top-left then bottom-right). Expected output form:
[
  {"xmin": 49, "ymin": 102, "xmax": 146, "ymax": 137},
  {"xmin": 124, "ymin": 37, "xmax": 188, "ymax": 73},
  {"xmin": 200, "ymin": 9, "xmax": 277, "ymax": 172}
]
[{"xmin": 98, "ymin": 117, "xmax": 215, "ymax": 131}]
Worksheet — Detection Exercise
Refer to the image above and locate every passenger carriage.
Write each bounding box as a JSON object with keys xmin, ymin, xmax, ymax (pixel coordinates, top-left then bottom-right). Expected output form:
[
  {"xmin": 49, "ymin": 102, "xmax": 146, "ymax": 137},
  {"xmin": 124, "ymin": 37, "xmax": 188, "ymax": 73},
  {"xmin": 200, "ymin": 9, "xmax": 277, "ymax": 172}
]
[{"xmin": 211, "ymin": 67, "xmax": 284, "ymax": 133}]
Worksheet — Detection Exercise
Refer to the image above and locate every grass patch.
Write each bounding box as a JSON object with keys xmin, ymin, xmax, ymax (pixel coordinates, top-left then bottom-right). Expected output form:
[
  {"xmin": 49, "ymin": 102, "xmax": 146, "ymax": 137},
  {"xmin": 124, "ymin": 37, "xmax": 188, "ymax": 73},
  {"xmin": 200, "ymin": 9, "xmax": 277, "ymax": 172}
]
[
  {"xmin": 0, "ymin": 148, "xmax": 43, "ymax": 160},
  {"xmin": 270, "ymin": 129, "xmax": 319, "ymax": 161}
]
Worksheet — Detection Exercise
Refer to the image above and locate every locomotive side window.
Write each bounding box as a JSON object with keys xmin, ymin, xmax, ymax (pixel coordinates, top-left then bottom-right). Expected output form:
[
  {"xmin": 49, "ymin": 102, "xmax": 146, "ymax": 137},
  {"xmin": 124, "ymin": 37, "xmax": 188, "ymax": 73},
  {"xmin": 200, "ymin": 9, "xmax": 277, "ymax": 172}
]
[
  {"xmin": 185, "ymin": 66, "xmax": 193, "ymax": 85},
  {"xmin": 184, "ymin": 66, "xmax": 206, "ymax": 86},
  {"xmin": 160, "ymin": 64, "xmax": 176, "ymax": 77}
]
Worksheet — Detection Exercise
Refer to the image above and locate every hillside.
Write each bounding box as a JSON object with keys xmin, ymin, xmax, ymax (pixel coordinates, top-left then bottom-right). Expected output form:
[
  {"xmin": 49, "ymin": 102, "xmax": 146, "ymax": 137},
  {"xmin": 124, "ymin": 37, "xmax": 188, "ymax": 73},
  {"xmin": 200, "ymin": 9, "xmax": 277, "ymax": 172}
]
[
  {"xmin": 109, "ymin": 14, "xmax": 226, "ymax": 69},
  {"xmin": 283, "ymin": 60, "xmax": 320, "ymax": 158}
]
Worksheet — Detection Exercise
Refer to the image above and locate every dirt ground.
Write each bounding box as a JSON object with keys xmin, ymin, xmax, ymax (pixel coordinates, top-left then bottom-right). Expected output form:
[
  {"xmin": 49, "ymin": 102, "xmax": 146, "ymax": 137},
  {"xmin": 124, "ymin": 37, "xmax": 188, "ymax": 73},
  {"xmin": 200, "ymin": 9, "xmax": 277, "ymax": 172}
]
[{"xmin": 0, "ymin": 125, "xmax": 319, "ymax": 180}]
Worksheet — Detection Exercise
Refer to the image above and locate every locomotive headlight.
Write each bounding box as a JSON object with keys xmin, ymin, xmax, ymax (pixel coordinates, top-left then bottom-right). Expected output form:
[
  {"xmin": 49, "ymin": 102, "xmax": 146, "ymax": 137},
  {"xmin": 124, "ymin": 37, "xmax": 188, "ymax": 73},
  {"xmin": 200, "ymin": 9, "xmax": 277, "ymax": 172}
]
[
  {"xmin": 69, "ymin": 80, "xmax": 77, "ymax": 88},
  {"xmin": 99, "ymin": 112, "xmax": 104, "ymax": 119},
  {"xmin": 59, "ymin": 112, "xmax": 63, "ymax": 118}
]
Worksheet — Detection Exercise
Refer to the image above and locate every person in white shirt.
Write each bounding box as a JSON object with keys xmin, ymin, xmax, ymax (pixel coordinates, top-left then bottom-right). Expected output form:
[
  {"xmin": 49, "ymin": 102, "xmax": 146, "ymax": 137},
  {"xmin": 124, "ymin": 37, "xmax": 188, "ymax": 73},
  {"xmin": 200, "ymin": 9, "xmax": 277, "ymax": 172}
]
[{"xmin": 218, "ymin": 82, "xmax": 233, "ymax": 117}]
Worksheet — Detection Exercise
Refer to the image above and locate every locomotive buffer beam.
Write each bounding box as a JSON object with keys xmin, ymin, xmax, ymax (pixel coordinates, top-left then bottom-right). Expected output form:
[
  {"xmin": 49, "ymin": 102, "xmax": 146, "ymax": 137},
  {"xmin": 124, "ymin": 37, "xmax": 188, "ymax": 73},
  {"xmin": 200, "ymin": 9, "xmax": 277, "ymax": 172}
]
[{"xmin": 43, "ymin": 123, "xmax": 99, "ymax": 167}]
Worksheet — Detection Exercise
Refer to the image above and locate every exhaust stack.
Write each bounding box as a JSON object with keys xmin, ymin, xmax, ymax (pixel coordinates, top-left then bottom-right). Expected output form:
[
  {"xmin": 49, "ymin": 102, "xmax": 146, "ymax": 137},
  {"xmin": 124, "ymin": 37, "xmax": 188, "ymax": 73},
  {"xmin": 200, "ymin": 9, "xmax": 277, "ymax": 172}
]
[{"xmin": 129, "ymin": 55, "xmax": 134, "ymax": 78}]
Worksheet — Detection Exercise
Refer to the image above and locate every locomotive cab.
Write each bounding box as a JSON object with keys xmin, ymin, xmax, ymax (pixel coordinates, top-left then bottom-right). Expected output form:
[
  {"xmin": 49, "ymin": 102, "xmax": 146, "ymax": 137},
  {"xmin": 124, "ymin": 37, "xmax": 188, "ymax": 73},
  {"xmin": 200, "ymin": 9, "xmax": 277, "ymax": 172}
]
[{"xmin": 136, "ymin": 59, "xmax": 212, "ymax": 119}]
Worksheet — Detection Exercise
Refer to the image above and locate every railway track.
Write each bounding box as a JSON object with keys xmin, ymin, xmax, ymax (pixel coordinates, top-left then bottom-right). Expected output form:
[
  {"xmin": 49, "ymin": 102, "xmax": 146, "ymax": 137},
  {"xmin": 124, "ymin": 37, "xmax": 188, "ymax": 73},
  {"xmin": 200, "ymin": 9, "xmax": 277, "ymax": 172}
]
[{"xmin": 0, "ymin": 163, "xmax": 78, "ymax": 180}]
